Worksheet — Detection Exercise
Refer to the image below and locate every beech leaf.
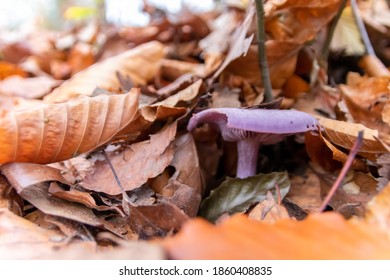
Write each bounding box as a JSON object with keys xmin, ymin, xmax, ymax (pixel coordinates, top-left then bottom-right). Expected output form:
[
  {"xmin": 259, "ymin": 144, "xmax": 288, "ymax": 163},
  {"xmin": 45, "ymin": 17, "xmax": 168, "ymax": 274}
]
[
  {"xmin": 0, "ymin": 89, "xmax": 139, "ymax": 164},
  {"xmin": 162, "ymin": 213, "xmax": 390, "ymax": 259},
  {"xmin": 199, "ymin": 172, "xmax": 290, "ymax": 222},
  {"xmin": 44, "ymin": 41, "xmax": 166, "ymax": 103}
]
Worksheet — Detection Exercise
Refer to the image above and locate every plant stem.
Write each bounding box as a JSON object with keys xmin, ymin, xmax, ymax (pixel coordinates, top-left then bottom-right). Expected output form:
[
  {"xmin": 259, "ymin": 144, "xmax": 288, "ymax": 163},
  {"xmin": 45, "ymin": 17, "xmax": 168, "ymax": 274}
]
[
  {"xmin": 236, "ymin": 138, "xmax": 260, "ymax": 178},
  {"xmin": 350, "ymin": 0, "xmax": 375, "ymax": 56},
  {"xmin": 254, "ymin": 0, "xmax": 273, "ymax": 103},
  {"xmin": 321, "ymin": 0, "xmax": 348, "ymax": 64},
  {"xmin": 319, "ymin": 130, "xmax": 363, "ymax": 212}
]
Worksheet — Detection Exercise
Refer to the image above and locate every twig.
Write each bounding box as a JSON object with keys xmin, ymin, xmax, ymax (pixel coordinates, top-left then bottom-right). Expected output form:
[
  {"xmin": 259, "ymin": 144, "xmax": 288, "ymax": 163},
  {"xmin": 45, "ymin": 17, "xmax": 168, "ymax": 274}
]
[
  {"xmin": 103, "ymin": 150, "xmax": 131, "ymax": 215},
  {"xmin": 350, "ymin": 0, "xmax": 375, "ymax": 56},
  {"xmin": 103, "ymin": 150, "xmax": 167, "ymax": 237},
  {"xmin": 319, "ymin": 130, "xmax": 364, "ymax": 212},
  {"xmin": 254, "ymin": 0, "xmax": 273, "ymax": 103},
  {"xmin": 321, "ymin": 0, "xmax": 348, "ymax": 64}
]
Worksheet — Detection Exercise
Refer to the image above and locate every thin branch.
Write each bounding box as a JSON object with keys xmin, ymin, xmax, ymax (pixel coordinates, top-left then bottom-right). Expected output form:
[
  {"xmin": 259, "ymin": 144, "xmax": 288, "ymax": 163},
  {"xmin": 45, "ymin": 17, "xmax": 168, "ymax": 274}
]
[
  {"xmin": 319, "ymin": 130, "xmax": 364, "ymax": 212},
  {"xmin": 103, "ymin": 150, "xmax": 131, "ymax": 215},
  {"xmin": 321, "ymin": 0, "xmax": 348, "ymax": 64},
  {"xmin": 254, "ymin": 0, "xmax": 273, "ymax": 103},
  {"xmin": 350, "ymin": 0, "xmax": 375, "ymax": 56}
]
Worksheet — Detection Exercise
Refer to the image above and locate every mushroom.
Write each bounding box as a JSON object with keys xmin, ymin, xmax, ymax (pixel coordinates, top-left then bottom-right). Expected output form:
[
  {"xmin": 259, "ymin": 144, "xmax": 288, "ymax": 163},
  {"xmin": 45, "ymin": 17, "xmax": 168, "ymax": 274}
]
[{"xmin": 187, "ymin": 108, "xmax": 319, "ymax": 178}]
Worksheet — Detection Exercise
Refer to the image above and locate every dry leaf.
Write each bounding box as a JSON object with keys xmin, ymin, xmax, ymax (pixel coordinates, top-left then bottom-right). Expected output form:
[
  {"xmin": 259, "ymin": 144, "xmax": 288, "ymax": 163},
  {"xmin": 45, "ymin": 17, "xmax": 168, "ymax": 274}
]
[
  {"xmin": 153, "ymin": 79, "xmax": 202, "ymax": 107},
  {"xmin": 0, "ymin": 76, "xmax": 61, "ymax": 99},
  {"xmin": 212, "ymin": 3, "xmax": 255, "ymax": 80},
  {"xmin": 364, "ymin": 181, "xmax": 390, "ymax": 236},
  {"xmin": 44, "ymin": 41, "xmax": 166, "ymax": 102},
  {"xmin": 0, "ymin": 209, "xmax": 164, "ymax": 259},
  {"xmin": 1, "ymin": 163, "xmax": 102, "ymax": 226},
  {"xmin": 286, "ymin": 167, "xmax": 323, "ymax": 213},
  {"xmin": 248, "ymin": 191, "xmax": 290, "ymax": 223},
  {"xmin": 0, "ymin": 61, "xmax": 27, "ymax": 80},
  {"xmin": 318, "ymin": 116, "xmax": 388, "ymax": 154},
  {"xmin": 162, "ymin": 213, "xmax": 390, "ymax": 259},
  {"xmin": 156, "ymin": 133, "xmax": 203, "ymax": 217},
  {"xmin": 0, "ymin": 89, "xmax": 139, "ymax": 164},
  {"xmin": 81, "ymin": 121, "xmax": 177, "ymax": 195}
]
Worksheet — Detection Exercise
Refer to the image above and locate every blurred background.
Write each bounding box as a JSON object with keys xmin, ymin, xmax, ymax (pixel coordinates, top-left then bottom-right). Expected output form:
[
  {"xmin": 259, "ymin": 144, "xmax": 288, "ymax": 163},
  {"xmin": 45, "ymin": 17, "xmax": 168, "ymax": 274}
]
[{"xmin": 0, "ymin": 0, "xmax": 216, "ymax": 31}]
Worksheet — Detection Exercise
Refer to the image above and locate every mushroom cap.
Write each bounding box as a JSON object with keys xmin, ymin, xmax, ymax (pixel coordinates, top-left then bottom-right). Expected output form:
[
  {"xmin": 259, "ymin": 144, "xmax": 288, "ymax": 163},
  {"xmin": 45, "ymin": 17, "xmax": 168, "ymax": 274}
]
[{"xmin": 187, "ymin": 108, "xmax": 319, "ymax": 143}]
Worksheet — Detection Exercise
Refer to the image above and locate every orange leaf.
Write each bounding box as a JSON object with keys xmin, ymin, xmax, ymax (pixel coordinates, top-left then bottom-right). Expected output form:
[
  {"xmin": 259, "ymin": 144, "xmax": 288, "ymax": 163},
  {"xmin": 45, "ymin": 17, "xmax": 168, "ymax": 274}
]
[
  {"xmin": 0, "ymin": 61, "xmax": 27, "ymax": 80},
  {"xmin": 162, "ymin": 213, "xmax": 390, "ymax": 259},
  {"xmin": 0, "ymin": 89, "xmax": 139, "ymax": 164},
  {"xmin": 44, "ymin": 41, "xmax": 166, "ymax": 103}
]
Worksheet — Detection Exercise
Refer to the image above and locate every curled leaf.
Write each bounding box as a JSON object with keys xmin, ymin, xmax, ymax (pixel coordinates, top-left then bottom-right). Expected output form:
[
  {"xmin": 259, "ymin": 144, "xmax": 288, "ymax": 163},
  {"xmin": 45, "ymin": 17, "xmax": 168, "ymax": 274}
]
[
  {"xmin": 0, "ymin": 89, "xmax": 139, "ymax": 164},
  {"xmin": 44, "ymin": 41, "xmax": 166, "ymax": 102}
]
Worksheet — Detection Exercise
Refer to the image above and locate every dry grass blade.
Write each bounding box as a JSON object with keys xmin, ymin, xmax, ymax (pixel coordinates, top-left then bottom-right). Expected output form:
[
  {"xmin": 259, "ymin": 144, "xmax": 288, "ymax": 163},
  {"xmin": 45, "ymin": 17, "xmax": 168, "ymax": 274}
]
[{"xmin": 0, "ymin": 89, "xmax": 139, "ymax": 164}]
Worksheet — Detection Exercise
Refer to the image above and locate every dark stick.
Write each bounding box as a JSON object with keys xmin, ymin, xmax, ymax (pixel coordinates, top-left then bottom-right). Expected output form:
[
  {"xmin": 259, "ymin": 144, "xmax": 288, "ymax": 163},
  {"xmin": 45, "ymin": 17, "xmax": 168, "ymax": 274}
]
[
  {"xmin": 350, "ymin": 0, "xmax": 375, "ymax": 56},
  {"xmin": 321, "ymin": 0, "xmax": 348, "ymax": 64},
  {"xmin": 255, "ymin": 0, "xmax": 273, "ymax": 103}
]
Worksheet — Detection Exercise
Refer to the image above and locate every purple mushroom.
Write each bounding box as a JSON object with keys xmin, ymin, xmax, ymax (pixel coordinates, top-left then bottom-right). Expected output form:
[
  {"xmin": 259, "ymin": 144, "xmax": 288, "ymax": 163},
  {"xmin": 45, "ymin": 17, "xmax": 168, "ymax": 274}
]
[{"xmin": 187, "ymin": 108, "xmax": 319, "ymax": 178}]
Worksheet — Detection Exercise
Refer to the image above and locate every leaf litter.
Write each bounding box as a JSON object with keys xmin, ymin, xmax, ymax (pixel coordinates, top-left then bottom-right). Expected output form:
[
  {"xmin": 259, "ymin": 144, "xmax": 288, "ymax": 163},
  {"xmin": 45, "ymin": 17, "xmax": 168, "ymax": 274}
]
[{"xmin": 0, "ymin": 0, "xmax": 389, "ymax": 259}]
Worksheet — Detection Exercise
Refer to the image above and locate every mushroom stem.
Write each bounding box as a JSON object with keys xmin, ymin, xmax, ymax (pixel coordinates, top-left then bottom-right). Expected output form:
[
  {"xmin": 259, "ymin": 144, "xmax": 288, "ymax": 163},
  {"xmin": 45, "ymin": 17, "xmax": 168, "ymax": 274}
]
[{"xmin": 236, "ymin": 138, "xmax": 261, "ymax": 178}]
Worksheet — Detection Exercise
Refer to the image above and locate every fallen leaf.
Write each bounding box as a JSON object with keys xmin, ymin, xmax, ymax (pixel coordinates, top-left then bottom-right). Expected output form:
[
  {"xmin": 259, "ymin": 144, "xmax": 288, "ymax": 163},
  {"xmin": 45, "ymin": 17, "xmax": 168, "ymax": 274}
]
[
  {"xmin": 0, "ymin": 174, "xmax": 23, "ymax": 215},
  {"xmin": 339, "ymin": 73, "xmax": 390, "ymax": 135},
  {"xmin": 199, "ymin": 172, "xmax": 290, "ymax": 222},
  {"xmin": 265, "ymin": 0, "xmax": 342, "ymax": 44},
  {"xmin": 0, "ymin": 61, "xmax": 27, "ymax": 80},
  {"xmin": 127, "ymin": 203, "xmax": 190, "ymax": 237},
  {"xmin": 211, "ymin": 3, "xmax": 255, "ymax": 80},
  {"xmin": 0, "ymin": 89, "xmax": 139, "ymax": 164},
  {"xmin": 364, "ymin": 181, "xmax": 390, "ymax": 236},
  {"xmin": 44, "ymin": 41, "xmax": 166, "ymax": 102},
  {"xmin": 320, "ymin": 170, "xmax": 379, "ymax": 218},
  {"xmin": 0, "ymin": 209, "xmax": 164, "ymax": 259},
  {"xmin": 153, "ymin": 79, "xmax": 202, "ymax": 107},
  {"xmin": 155, "ymin": 133, "xmax": 203, "ymax": 217},
  {"xmin": 162, "ymin": 213, "xmax": 390, "ymax": 259},
  {"xmin": 248, "ymin": 191, "xmax": 290, "ymax": 223},
  {"xmin": 1, "ymin": 163, "xmax": 101, "ymax": 226},
  {"xmin": 318, "ymin": 116, "xmax": 388, "ymax": 154},
  {"xmin": 0, "ymin": 76, "xmax": 61, "ymax": 99},
  {"xmin": 81, "ymin": 121, "xmax": 177, "ymax": 195},
  {"xmin": 286, "ymin": 166, "xmax": 323, "ymax": 213}
]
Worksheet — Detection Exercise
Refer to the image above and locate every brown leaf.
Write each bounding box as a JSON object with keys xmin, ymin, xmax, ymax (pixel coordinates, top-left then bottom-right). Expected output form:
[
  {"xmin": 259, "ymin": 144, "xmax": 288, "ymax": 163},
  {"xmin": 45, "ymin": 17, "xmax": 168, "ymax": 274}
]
[
  {"xmin": 359, "ymin": 55, "xmax": 390, "ymax": 78},
  {"xmin": 154, "ymin": 133, "xmax": 203, "ymax": 217},
  {"xmin": 1, "ymin": 163, "xmax": 101, "ymax": 226},
  {"xmin": 81, "ymin": 121, "xmax": 177, "ymax": 195},
  {"xmin": 319, "ymin": 170, "xmax": 378, "ymax": 218},
  {"xmin": 211, "ymin": 3, "xmax": 255, "ymax": 80},
  {"xmin": 0, "ymin": 209, "xmax": 164, "ymax": 259},
  {"xmin": 226, "ymin": 41, "xmax": 301, "ymax": 89},
  {"xmin": 265, "ymin": 0, "xmax": 341, "ymax": 44},
  {"xmin": 0, "ymin": 174, "xmax": 23, "ymax": 215},
  {"xmin": 318, "ymin": 116, "xmax": 388, "ymax": 154},
  {"xmin": 0, "ymin": 76, "xmax": 61, "ymax": 99},
  {"xmin": 67, "ymin": 42, "xmax": 95, "ymax": 75},
  {"xmin": 286, "ymin": 167, "xmax": 323, "ymax": 213},
  {"xmin": 339, "ymin": 73, "xmax": 390, "ymax": 135},
  {"xmin": 0, "ymin": 61, "xmax": 27, "ymax": 80},
  {"xmin": 162, "ymin": 213, "xmax": 390, "ymax": 259},
  {"xmin": 0, "ymin": 89, "xmax": 139, "ymax": 164},
  {"xmin": 248, "ymin": 191, "xmax": 290, "ymax": 223},
  {"xmin": 127, "ymin": 203, "xmax": 189, "ymax": 237},
  {"xmin": 44, "ymin": 41, "xmax": 166, "ymax": 103},
  {"xmin": 153, "ymin": 79, "xmax": 202, "ymax": 107},
  {"xmin": 48, "ymin": 182, "xmax": 119, "ymax": 213},
  {"xmin": 364, "ymin": 181, "xmax": 390, "ymax": 236},
  {"xmin": 0, "ymin": 95, "xmax": 43, "ymax": 112}
]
